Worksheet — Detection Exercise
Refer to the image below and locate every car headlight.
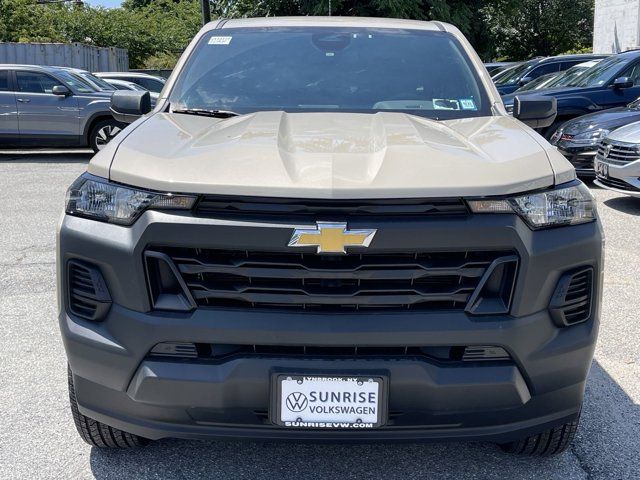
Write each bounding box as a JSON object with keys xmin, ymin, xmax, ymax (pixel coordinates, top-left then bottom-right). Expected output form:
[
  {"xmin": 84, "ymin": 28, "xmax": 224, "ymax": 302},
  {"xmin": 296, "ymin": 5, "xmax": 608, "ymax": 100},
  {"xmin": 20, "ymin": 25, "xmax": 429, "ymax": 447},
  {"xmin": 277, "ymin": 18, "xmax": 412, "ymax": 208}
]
[
  {"xmin": 468, "ymin": 182, "xmax": 596, "ymax": 229},
  {"xmin": 65, "ymin": 174, "xmax": 197, "ymax": 225},
  {"xmin": 564, "ymin": 129, "xmax": 610, "ymax": 145}
]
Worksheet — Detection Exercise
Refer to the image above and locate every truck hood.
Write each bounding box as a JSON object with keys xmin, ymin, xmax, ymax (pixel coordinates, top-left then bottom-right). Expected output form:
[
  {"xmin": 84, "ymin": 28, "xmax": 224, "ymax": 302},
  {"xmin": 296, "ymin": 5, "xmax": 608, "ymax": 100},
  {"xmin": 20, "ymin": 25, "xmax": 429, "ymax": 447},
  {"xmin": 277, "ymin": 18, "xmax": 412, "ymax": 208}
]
[{"xmin": 104, "ymin": 111, "xmax": 557, "ymax": 198}]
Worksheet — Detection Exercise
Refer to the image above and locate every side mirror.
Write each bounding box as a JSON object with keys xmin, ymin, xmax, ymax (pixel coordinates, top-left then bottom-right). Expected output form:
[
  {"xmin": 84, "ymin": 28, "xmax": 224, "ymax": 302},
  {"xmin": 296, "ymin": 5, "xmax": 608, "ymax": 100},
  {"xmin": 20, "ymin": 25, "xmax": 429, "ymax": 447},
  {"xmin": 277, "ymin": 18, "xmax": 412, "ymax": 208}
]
[
  {"xmin": 519, "ymin": 76, "xmax": 533, "ymax": 86},
  {"xmin": 110, "ymin": 90, "xmax": 151, "ymax": 123},
  {"xmin": 52, "ymin": 85, "xmax": 71, "ymax": 96},
  {"xmin": 513, "ymin": 95, "xmax": 557, "ymax": 128},
  {"xmin": 612, "ymin": 77, "xmax": 634, "ymax": 89}
]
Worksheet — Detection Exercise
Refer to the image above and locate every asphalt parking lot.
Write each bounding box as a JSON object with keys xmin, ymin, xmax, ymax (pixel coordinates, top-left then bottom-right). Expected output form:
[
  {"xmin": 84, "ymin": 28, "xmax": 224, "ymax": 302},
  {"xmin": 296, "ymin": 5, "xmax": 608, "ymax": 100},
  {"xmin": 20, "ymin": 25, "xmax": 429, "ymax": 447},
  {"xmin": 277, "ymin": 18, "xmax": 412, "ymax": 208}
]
[{"xmin": 0, "ymin": 150, "xmax": 638, "ymax": 479}]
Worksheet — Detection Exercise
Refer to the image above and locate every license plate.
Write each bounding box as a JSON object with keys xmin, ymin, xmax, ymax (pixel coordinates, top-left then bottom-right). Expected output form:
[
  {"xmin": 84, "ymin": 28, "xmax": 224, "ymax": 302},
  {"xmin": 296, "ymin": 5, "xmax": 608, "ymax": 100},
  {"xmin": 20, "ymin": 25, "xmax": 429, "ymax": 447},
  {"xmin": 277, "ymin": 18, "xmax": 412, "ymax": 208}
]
[
  {"xmin": 272, "ymin": 375, "xmax": 385, "ymax": 429},
  {"xmin": 595, "ymin": 160, "xmax": 609, "ymax": 177}
]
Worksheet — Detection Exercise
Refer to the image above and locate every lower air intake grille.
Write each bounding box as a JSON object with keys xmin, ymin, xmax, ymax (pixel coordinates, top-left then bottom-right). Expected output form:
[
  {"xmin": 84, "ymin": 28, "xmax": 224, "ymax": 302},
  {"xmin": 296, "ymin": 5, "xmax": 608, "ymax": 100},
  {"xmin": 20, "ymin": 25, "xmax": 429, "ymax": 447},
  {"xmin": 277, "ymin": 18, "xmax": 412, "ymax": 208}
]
[
  {"xmin": 596, "ymin": 175, "xmax": 638, "ymax": 192},
  {"xmin": 148, "ymin": 343, "xmax": 512, "ymax": 363},
  {"xmin": 67, "ymin": 260, "xmax": 111, "ymax": 321},
  {"xmin": 550, "ymin": 267, "xmax": 594, "ymax": 327},
  {"xmin": 147, "ymin": 247, "xmax": 517, "ymax": 312}
]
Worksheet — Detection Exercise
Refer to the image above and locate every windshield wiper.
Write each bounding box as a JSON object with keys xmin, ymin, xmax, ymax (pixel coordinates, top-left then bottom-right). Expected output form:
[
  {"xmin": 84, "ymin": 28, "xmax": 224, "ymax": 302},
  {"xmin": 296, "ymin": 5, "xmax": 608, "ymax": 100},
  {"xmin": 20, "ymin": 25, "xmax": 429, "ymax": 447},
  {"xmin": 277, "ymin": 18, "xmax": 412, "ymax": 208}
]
[{"xmin": 172, "ymin": 108, "xmax": 240, "ymax": 118}]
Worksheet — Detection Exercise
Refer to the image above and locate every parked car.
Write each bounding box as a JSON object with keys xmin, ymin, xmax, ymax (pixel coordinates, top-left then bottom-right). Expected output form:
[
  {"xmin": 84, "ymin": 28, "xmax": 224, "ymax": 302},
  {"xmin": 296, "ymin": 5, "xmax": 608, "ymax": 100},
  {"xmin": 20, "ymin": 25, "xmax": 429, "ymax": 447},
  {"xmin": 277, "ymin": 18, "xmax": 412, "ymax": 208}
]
[
  {"xmin": 58, "ymin": 67, "xmax": 116, "ymax": 93},
  {"xmin": 0, "ymin": 64, "xmax": 123, "ymax": 152},
  {"xmin": 503, "ymin": 50, "xmax": 640, "ymax": 138},
  {"xmin": 103, "ymin": 78, "xmax": 158, "ymax": 106},
  {"xmin": 494, "ymin": 54, "xmax": 609, "ymax": 95},
  {"xmin": 484, "ymin": 61, "xmax": 518, "ymax": 76},
  {"xmin": 512, "ymin": 72, "xmax": 561, "ymax": 93},
  {"xmin": 59, "ymin": 17, "xmax": 602, "ymax": 456},
  {"xmin": 514, "ymin": 60, "xmax": 602, "ymax": 94},
  {"xmin": 550, "ymin": 97, "xmax": 640, "ymax": 176},
  {"xmin": 94, "ymin": 71, "xmax": 166, "ymax": 93},
  {"xmin": 594, "ymin": 121, "xmax": 640, "ymax": 195}
]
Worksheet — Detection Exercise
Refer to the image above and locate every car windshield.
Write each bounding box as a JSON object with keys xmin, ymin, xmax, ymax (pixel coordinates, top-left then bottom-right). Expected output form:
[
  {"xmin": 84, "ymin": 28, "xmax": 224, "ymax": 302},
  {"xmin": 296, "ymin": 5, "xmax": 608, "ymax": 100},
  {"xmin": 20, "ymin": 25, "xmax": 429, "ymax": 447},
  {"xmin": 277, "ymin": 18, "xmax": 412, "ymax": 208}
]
[
  {"xmin": 55, "ymin": 71, "xmax": 95, "ymax": 93},
  {"xmin": 168, "ymin": 27, "xmax": 491, "ymax": 120},
  {"xmin": 493, "ymin": 61, "xmax": 533, "ymax": 86},
  {"xmin": 566, "ymin": 55, "xmax": 633, "ymax": 88},
  {"xmin": 516, "ymin": 72, "xmax": 558, "ymax": 92},
  {"xmin": 117, "ymin": 81, "xmax": 146, "ymax": 91},
  {"xmin": 76, "ymin": 72, "xmax": 115, "ymax": 91},
  {"xmin": 545, "ymin": 65, "xmax": 589, "ymax": 88},
  {"xmin": 628, "ymin": 97, "xmax": 640, "ymax": 109}
]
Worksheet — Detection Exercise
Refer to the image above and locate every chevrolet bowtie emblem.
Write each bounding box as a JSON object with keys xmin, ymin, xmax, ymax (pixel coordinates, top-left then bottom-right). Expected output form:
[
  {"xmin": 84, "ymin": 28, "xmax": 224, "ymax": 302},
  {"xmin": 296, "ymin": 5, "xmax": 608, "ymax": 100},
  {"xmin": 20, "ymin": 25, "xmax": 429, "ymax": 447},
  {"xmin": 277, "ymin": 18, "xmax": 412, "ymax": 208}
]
[{"xmin": 288, "ymin": 222, "xmax": 377, "ymax": 254}]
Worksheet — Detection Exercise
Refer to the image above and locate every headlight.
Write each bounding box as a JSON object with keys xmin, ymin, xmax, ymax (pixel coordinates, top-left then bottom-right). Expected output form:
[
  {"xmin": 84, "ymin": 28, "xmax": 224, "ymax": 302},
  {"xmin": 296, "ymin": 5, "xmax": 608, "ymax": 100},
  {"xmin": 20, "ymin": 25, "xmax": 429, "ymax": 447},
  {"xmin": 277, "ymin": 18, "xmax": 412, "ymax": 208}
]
[
  {"xmin": 564, "ymin": 129, "xmax": 610, "ymax": 145},
  {"xmin": 468, "ymin": 182, "xmax": 596, "ymax": 229},
  {"xmin": 549, "ymin": 128, "xmax": 563, "ymax": 145},
  {"xmin": 65, "ymin": 174, "xmax": 197, "ymax": 225}
]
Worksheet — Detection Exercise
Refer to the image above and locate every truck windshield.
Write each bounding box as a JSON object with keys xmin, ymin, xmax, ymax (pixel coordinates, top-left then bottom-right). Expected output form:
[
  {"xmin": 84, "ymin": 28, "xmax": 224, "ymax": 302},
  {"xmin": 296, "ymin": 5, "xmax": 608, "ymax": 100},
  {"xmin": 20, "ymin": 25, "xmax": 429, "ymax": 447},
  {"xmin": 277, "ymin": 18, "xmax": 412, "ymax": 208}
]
[
  {"xmin": 567, "ymin": 55, "xmax": 633, "ymax": 88},
  {"xmin": 169, "ymin": 27, "xmax": 491, "ymax": 120}
]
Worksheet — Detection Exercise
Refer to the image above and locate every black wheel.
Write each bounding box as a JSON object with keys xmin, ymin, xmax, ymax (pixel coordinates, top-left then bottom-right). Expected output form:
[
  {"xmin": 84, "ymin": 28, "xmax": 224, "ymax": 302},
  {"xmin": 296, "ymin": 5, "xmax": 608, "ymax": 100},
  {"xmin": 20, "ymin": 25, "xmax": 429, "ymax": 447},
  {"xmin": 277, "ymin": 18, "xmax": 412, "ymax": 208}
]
[
  {"xmin": 89, "ymin": 119, "xmax": 123, "ymax": 153},
  {"xmin": 499, "ymin": 415, "xmax": 580, "ymax": 456},
  {"xmin": 68, "ymin": 365, "xmax": 149, "ymax": 448}
]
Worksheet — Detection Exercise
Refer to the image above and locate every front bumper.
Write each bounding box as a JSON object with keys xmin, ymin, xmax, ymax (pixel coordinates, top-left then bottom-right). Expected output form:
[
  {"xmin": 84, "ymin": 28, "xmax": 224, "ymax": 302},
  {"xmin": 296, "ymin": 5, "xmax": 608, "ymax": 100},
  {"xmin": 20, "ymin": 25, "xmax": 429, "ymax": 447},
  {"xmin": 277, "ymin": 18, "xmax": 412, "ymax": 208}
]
[
  {"xmin": 58, "ymin": 210, "xmax": 603, "ymax": 443},
  {"xmin": 594, "ymin": 158, "xmax": 640, "ymax": 197}
]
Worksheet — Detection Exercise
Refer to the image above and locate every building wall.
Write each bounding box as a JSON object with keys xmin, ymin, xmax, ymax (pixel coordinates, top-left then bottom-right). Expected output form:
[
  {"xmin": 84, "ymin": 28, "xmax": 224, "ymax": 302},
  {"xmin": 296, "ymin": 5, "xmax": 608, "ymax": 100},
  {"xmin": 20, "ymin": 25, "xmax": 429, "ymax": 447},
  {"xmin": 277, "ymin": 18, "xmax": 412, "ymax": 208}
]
[{"xmin": 594, "ymin": 0, "xmax": 640, "ymax": 53}]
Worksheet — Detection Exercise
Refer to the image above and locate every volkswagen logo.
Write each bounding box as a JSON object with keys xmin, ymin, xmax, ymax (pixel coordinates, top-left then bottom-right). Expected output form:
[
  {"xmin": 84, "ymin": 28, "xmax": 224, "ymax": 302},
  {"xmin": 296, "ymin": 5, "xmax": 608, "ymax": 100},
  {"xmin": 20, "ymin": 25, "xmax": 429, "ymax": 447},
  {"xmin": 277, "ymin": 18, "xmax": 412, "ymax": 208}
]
[{"xmin": 285, "ymin": 392, "xmax": 308, "ymax": 412}]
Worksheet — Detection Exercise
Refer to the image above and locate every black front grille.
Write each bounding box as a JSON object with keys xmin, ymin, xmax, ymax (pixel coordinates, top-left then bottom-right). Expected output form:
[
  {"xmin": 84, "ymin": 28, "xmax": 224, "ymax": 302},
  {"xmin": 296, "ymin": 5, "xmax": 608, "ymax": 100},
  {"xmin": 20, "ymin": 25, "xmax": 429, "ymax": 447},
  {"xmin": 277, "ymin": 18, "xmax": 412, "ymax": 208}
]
[
  {"xmin": 568, "ymin": 154, "xmax": 595, "ymax": 171},
  {"xmin": 195, "ymin": 195, "xmax": 469, "ymax": 220},
  {"xmin": 67, "ymin": 261, "xmax": 112, "ymax": 321},
  {"xmin": 596, "ymin": 174, "xmax": 639, "ymax": 192},
  {"xmin": 149, "ymin": 247, "xmax": 516, "ymax": 312}
]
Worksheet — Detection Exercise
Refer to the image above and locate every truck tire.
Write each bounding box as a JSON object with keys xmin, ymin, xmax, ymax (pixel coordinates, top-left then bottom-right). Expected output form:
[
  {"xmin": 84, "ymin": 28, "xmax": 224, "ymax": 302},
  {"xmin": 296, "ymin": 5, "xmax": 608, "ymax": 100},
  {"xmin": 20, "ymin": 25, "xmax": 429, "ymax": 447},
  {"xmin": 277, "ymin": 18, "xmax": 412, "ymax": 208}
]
[
  {"xmin": 68, "ymin": 365, "xmax": 149, "ymax": 448},
  {"xmin": 499, "ymin": 415, "xmax": 580, "ymax": 456},
  {"xmin": 89, "ymin": 119, "xmax": 123, "ymax": 153}
]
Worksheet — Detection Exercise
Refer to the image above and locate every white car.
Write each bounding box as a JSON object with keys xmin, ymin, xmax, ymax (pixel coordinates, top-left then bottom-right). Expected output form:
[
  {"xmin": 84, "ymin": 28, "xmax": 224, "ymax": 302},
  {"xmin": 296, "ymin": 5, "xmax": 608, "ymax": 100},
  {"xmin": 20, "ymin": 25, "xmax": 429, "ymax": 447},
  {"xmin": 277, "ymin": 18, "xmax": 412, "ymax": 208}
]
[
  {"xmin": 94, "ymin": 71, "xmax": 166, "ymax": 93},
  {"xmin": 103, "ymin": 78, "xmax": 158, "ymax": 106},
  {"xmin": 594, "ymin": 121, "xmax": 640, "ymax": 196}
]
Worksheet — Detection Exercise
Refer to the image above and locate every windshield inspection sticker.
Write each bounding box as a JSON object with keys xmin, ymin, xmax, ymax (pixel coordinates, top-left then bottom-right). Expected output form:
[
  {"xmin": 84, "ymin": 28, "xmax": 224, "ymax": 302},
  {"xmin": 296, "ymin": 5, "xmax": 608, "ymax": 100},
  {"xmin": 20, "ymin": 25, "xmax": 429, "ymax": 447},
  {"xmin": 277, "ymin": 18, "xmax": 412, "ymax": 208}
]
[
  {"xmin": 460, "ymin": 98, "xmax": 477, "ymax": 110},
  {"xmin": 433, "ymin": 99, "xmax": 460, "ymax": 110},
  {"xmin": 208, "ymin": 36, "xmax": 232, "ymax": 45}
]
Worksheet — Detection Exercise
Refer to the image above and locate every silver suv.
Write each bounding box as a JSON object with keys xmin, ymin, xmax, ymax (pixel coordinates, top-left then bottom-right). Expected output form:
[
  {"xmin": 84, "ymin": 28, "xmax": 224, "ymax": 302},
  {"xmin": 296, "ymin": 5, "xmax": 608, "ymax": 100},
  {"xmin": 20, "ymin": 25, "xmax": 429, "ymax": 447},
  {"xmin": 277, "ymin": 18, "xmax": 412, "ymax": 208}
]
[{"xmin": 0, "ymin": 64, "xmax": 123, "ymax": 152}]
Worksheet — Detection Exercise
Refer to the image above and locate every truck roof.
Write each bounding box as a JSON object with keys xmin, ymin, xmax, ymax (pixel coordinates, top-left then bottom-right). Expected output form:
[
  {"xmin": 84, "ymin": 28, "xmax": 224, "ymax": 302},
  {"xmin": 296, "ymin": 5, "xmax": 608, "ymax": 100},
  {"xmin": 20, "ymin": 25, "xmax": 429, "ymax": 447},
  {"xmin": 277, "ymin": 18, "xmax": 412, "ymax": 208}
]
[{"xmin": 211, "ymin": 16, "xmax": 448, "ymax": 32}]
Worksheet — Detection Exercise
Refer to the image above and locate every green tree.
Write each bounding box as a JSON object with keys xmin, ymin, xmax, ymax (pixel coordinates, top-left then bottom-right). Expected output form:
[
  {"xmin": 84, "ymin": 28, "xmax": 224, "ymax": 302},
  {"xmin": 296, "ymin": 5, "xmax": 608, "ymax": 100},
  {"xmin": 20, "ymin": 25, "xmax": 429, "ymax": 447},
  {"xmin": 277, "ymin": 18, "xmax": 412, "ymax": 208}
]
[{"xmin": 482, "ymin": 0, "xmax": 594, "ymax": 59}]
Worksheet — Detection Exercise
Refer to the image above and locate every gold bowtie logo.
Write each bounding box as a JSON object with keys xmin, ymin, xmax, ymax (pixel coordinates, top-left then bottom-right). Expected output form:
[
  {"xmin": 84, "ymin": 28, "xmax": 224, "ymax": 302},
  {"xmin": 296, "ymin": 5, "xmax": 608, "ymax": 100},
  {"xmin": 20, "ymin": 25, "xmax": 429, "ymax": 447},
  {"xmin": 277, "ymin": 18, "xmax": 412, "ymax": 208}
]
[{"xmin": 288, "ymin": 222, "xmax": 377, "ymax": 254}]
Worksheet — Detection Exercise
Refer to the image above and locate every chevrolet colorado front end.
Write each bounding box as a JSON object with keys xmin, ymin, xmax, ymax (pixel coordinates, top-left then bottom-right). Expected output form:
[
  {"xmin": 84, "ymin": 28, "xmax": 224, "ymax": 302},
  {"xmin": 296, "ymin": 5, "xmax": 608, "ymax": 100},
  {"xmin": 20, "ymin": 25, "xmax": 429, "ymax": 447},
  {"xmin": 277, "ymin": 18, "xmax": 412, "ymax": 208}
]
[{"xmin": 58, "ymin": 17, "xmax": 603, "ymax": 455}]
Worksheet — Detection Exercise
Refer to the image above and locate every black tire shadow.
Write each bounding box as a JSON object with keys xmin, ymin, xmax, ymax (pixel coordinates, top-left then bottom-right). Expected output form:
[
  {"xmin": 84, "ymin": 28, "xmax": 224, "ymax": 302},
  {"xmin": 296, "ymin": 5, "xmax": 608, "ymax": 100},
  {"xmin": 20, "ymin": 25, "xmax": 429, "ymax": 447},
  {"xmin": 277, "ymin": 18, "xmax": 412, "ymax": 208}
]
[
  {"xmin": 603, "ymin": 196, "xmax": 640, "ymax": 215},
  {"xmin": 88, "ymin": 360, "xmax": 636, "ymax": 479}
]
